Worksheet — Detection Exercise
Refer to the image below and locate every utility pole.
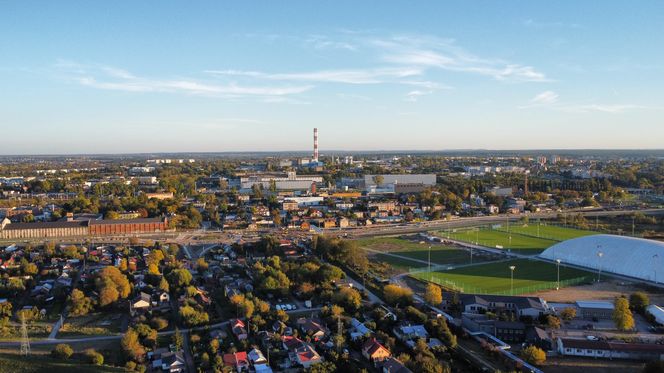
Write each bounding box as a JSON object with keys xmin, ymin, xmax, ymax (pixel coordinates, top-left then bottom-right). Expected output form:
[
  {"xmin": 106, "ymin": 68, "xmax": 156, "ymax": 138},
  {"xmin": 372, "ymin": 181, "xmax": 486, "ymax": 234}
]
[
  {"xmin": 428, "ymin": 246, "xmax": 431, "ymax": 281},
  {"xmin": 654, "ymin": 254, "xmax": 659, "ymax": 284},
  {"xmin": 632, "ymin": 215, "xmax": 636, "ymax": 236}
]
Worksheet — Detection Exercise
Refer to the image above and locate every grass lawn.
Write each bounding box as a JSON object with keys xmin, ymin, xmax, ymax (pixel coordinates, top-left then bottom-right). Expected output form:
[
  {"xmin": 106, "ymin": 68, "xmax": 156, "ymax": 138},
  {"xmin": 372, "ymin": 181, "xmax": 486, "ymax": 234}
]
[
  {"xmin": 58, "ymin": 313, "xmax": 122, "ymax": 338},
  {"xmin": 495, "ymin": 223, "xmax": 597, "ymax": 242},
  {"xmin": 0, "ymin": 353, "xmax": 127, "ymax": 373},
  {"xmin": 412, "ymin": 258, "xmax": 594, "ymax": 295},
  {"xmin": 439, "ymin": 228, "xmax": 558, "ymax": 254},
  {"xmin": 357, "ymin": 237, "xmax": 483, "ymax": 269}
]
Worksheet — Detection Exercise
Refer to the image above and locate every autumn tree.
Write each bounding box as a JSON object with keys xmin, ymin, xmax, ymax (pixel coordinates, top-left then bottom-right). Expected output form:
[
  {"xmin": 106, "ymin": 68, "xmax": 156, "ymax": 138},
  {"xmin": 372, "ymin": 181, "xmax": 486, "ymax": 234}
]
[
  {"xmin": 69, "ymin": 288, "xmax": 94, "ymax": 316},
  {"xmin": 521, "ymin": 345, "xmax": 546, "ymax": 365},
  {"xmin": 52, "ymin": 343, "xmax": 73, "ymax": 359},
  {"xmin": 629, "ymin": 291, "xmax": 650, "ymax": 313},
  {"xmin": 613, "ymin": 296, "xmax": 635, "ymax": 331},
  {"xmin": 383, "ymin": 284, "xmax": 413, "ymax": 306},
  {"xmin": 560, "ymin": 307, "xmax": 576, "ymax": 321},
  {"xmin": 96, "ymin": 266, "xmax": 131, "ymax": 307},
  {"xmin": 121, "ymin": 328, "xmax": 145, "ymax": 362},
  {"xmin": 424, "ymin": 283, "xmax": 442, "ymax": 305}
]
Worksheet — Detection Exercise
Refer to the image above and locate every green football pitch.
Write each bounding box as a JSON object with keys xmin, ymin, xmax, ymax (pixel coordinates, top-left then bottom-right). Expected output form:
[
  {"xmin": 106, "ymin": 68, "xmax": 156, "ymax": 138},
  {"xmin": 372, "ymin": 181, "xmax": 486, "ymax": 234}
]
[
  {"xmin": 411, "ymin": 258, "xmax": 595, "ymax": 295},
  {"xmin": 440, "ymin": 228, "xmax": 557, "ymax": 254}
]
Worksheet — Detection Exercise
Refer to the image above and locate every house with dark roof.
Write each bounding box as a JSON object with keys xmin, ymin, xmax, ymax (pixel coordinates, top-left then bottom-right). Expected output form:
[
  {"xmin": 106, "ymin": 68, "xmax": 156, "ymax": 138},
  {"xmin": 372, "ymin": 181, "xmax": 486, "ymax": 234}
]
[
  {"xmin": 230, "ymin": 318, "xmax": 248, "ymax": 341},
  {"xmin": 296, "ymin": 317, "xmax": 328, "ymax": 341},
  {"xmin": 557, "ymin": 338, "xmax": 664, "ymax": 360},
  {"xmin": 443, "ymin": 293, "xmax": 549, "ymax": 318},
  {"xmin": 381, "ymin": 357, "xmax": 412, "ymax": 373}
]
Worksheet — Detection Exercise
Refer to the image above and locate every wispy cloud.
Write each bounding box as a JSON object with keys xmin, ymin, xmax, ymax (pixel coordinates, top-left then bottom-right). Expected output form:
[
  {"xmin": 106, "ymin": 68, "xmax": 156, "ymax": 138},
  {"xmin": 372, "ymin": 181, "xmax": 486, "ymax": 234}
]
[
  {"xmin": 373, "ymin": 35, "xmax": 551, "ymax": 82},
  {"xmin": 530, "ymin": 90, "xmax": 559, "ymax": 105},
  {"xmin": 523, "ymin": 19, "xmax": 581, "ymax": 29},
  {"xmin": 520, "ymin": 91, "xmax": 648, "ymax": 114},
  {"xmin": 56, "ymin": 61, "xmax": 313, "ymax": 98},
  {"xmin": 562, "ymin": 104, "xmax": 647, "ymax": 114},
  {"xmin": 206, "ymin": 67, "xmax": 422, "ymax": 85}
]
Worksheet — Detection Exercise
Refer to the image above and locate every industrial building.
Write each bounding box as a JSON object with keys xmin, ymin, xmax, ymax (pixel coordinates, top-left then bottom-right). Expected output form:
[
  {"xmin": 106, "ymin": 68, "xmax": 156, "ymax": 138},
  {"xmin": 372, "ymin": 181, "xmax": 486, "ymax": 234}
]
[
  {"xmin": 0, "ymin": 216, "xmax": 169, "ymax": 239},
  {"xmin": 539, "ymin": 235, "xmax": 664, "ymax": 283},
  {"xmin": 240, "ymin": 172, "xmax": 323, "ymax": 191}
]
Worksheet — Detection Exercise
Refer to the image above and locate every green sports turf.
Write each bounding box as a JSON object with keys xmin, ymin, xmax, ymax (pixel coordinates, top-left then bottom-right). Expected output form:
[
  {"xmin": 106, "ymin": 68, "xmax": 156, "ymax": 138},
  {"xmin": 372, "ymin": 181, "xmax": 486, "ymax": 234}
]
[
  {"xmin": 440, "ymin": 228, "xmax": 557, "ymax": 254},
  {"xmin": 495, "ymin": 223, "xmax": 597, "ymax": 241},
  {"xmin": 412, "ymin": 258, "xmax": 594, "ymax": 295},
  {"xmin": 356, "ymin": 237, "xmax": 477, "ymax": 268}
]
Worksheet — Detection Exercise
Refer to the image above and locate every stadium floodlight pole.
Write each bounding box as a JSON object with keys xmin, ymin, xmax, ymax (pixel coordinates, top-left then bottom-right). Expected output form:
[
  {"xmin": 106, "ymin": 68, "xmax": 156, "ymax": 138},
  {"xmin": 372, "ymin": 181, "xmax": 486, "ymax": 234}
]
[
  {"xmin": 428, "ymin": 246, "xmax": 432, "ymax": 281},
  {"xmin": 597, "ymin": 248, "xmax": 604, "ymax": 282},
  {"xmin": 632, "ymin": 215, "xmax": 636, "ymax": 236},
  {"xmin": 556, "ymin": 259, "xmax": 561, "ymax": 290},
  {"xmin": 654, "ymin": 254, "xmax": 659, "ymax": 283},
  {"xmin": 509, "ymin": 265, "xmax": 516, "ymax": 295}
]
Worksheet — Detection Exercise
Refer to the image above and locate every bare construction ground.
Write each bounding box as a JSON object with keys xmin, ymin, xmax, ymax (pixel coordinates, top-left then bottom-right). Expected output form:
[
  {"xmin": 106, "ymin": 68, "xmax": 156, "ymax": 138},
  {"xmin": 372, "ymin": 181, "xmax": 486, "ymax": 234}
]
[{"xmin": 528, "ymin": 278, "xmax": 664, "ymax": 304}]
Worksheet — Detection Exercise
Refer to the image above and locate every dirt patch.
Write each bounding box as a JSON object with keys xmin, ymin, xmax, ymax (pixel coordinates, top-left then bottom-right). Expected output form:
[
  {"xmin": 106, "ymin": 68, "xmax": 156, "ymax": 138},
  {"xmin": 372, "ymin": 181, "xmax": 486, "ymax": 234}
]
[
  {"xmin": 368, "ymin": 242, "xmax": 405, "ymax": 251},
  {"xmin": 527, "ymin": 279, "xmax": 664, "ymax": 304},
  {"xmin": 544, "ymin": 356, "xmax": 644, "ymax": 373}
]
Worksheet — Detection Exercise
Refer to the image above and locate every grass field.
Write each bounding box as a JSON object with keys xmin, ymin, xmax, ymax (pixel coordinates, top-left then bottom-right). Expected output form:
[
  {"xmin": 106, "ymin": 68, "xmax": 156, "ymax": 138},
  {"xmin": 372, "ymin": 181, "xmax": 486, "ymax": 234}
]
[
  {"xmin": 0, "ymin": 353, "xmax": 126, "ymax": 373},
  {"xmin": 356, "ymin": 236, "xmax": 492, "ymax": 269},
  {"xmin": 412, "ymin": 258, "xmax": 595, "ymax": 295},
  {"xmin": 440, "ymin": 228, "xmax": 558, "ymax": 254},
  {"xmin": 496, "ymin": 224, "xmax": 598, "ymax": 242}
]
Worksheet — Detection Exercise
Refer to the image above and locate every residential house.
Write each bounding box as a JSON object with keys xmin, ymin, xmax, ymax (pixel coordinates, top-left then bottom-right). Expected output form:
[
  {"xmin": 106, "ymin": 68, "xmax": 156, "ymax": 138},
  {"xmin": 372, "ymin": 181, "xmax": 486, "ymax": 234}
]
[
  {"xmin": 223, "ymin": 351, "xmax": 250, "ymax": 373},
  {"xmin": 362, "ymin": 338, "xmax": 391, "ymax": 365},
  {"xmin": 296, "ymin": 318, "xmax": 328, "ymax": 341},
  {"xmin": 230, "ymin": 318, "xmax": 248, "ymax": 341},
  {"xmin": 381, "ymin": 357, "xmax": 412, "ymax": 373}
]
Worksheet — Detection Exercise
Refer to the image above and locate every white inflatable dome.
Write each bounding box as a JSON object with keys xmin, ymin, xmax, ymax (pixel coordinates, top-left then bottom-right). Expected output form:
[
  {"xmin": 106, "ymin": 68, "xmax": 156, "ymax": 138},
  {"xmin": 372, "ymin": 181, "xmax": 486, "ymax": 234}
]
[{"xmin": 539, "ymin": 234, "xmax": 664, "ymax": 283}]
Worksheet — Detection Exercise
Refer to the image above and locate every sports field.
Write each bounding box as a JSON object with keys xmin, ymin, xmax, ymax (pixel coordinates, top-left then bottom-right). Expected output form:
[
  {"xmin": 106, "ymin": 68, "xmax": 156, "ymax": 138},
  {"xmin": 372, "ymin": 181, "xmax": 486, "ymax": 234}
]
[
  {"xmin": 440, "ymin": 228, "xmax": 558, "ymax": 254},
  {"xmin": 356, "ymin": 237, "xmax": 485, "ymax": 269},
  {"xmin": 496, "ymin": 224, "xmax": 597, "ymax": 241},
  {"xmin": 412, "ymin": 258, "xmax": 594, "ymax": 295}
]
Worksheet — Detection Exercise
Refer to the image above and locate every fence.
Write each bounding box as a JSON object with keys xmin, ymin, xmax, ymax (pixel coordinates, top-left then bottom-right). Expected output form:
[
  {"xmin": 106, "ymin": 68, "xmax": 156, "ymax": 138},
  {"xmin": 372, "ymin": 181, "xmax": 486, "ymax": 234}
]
[{"xmin": 412, "ymin": 274, "xmax": 594, "ymax": 295}]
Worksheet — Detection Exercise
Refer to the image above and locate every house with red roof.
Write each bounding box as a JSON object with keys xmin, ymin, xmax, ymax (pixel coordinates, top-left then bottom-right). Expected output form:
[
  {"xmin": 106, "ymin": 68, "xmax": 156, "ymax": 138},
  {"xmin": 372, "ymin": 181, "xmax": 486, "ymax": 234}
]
[
  {"xmin": 362, "ymin": 338, "xmax": 391, "ymax": 365},
  {"xmin": 223, "ymin": 351, "xmax": 250, "ymax": 373}
]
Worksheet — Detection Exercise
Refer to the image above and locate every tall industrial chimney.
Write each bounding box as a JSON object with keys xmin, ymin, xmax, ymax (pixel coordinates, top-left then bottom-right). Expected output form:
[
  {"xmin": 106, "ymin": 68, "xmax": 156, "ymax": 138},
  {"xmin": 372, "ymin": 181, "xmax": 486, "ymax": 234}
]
[{"xmin": 313, "ymin": 128, "xmax": 319, "ymax": 162}]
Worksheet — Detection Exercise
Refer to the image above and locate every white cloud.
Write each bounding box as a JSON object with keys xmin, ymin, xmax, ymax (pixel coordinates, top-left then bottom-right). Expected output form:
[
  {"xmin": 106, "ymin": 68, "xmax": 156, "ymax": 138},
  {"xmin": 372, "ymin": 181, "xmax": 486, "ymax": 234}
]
[
  {"xmin": 59, "ymin": 63, "xmax": 312, "ymax": 98},
  {"xmin": 374, "ymin": 35, "xmax": 550, "ymax": 82},
  {"xmin": 563, "ymin": 104, "xmax": 646, "ymax": 114},
  {"xmin": 206, "ymin": 67, "xmax": 422, "ymax": 85},
  {"xmin": 530, "ymin": 90, "xmax": 559, "ymax": 105}
]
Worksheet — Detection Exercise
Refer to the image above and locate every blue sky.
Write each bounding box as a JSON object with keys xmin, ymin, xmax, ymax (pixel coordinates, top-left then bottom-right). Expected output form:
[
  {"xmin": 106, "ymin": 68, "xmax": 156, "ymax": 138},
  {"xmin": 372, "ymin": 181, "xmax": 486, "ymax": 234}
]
[{"xmin": 1, "ymin": 1, "xmax": 663, "ymax": 154}]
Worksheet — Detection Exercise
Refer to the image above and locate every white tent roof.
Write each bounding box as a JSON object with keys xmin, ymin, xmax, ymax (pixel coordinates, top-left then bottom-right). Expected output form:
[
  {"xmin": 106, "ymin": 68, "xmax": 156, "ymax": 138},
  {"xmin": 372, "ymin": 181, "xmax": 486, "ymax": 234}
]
[{"xmin": 539, "ymin": 234, "xmax": 664, "ymax": 283}]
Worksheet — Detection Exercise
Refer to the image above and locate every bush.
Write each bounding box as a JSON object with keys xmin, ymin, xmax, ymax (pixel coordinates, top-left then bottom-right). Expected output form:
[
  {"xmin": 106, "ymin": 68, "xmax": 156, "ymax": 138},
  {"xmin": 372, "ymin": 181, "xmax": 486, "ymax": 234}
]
[
  {"xmin": 52, "ymin": 343, "xmax": 73, "ymax": 359},
  {"xmin": 150, "ymin": 316, "xmax": 169, "ymax": 330},
  {"xmin": 83, "ymin": 348, "xmax": 104, "ymax": 365}
]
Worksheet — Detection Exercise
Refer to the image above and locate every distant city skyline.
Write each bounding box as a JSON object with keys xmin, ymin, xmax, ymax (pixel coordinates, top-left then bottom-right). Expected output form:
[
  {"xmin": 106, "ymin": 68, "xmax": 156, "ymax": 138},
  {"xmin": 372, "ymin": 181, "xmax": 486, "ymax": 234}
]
[{"xmin": 1, "ymin": 1, "xmax": 663, "ymax": 154}]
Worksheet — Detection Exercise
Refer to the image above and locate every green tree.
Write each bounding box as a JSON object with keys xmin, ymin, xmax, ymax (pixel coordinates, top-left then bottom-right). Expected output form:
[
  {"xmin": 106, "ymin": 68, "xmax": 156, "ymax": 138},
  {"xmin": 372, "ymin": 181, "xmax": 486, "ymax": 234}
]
[
  {"xmin": 167, "ymin": 269, "xmax": 193, "ymax": 290},
  {"xmin": 521, "ymin": 345, "xmax": 546, "ymax": 365},
  {"xmin": 613, "ymin": 296, "xmax": 635, "ymax": 331}
]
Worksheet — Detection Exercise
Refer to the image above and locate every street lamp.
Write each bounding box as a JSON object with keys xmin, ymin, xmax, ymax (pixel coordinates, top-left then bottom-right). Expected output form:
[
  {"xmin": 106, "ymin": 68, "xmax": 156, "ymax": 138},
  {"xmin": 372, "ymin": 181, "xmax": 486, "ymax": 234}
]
[
  {"xmin": 556, "ymin": 259, "xmax": 561, "ymax": 290},
  {"xmin": 597, "ymin": 248, "xmax": 604, "ymax": 282},
  {"xmin": 509, "ymin": 265, "xmax": 516, "ymax": 295},
  {"xmin": 653, "ymin": 254, "xmax": 659, "ymax": 284}
]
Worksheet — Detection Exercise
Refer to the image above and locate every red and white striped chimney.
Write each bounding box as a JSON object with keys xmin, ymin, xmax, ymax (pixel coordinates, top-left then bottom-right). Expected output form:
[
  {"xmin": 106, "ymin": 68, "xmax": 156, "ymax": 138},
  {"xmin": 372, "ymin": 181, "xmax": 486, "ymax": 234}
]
[{"xmin": 313, "ymin": 127, "xmax": 319, "ymax": 162}]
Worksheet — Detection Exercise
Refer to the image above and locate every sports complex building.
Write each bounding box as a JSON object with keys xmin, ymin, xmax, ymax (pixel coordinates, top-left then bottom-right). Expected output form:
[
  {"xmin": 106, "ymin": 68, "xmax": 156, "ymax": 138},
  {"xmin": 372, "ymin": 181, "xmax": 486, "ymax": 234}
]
[{"xmin": 539, "ymin": 234, "xmax": 664, "ymax": 283}]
